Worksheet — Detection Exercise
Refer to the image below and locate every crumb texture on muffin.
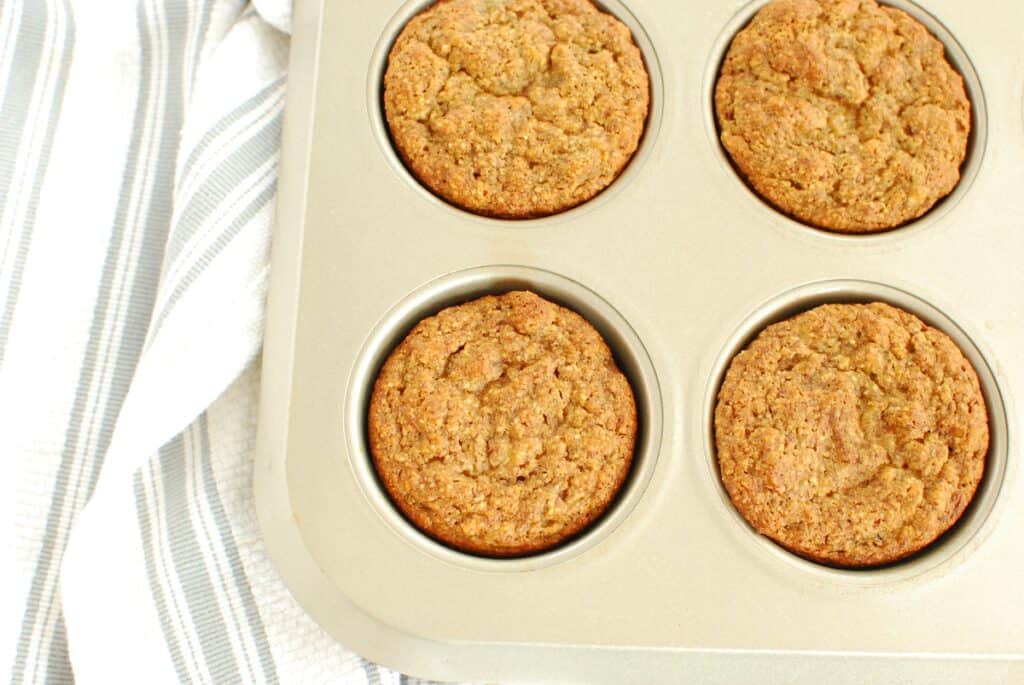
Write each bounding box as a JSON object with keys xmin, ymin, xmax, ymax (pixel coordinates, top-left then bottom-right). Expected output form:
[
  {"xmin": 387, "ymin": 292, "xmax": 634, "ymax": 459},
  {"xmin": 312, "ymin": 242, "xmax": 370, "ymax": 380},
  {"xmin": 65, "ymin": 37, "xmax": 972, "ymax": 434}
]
[
  {"xmin": 368, "ymin": 291, "xmax": 637, "ymax": 556},
  {"xmin": 715, "ymin": 0, "xmax": 971, "ymax": 232},
  {"xmin": 383, "ymin": 0, "xmax": 650, "ymax": 218},
  {"xmin": 715, "ymin": 302, "xmax": 988, "ymax": 566}
]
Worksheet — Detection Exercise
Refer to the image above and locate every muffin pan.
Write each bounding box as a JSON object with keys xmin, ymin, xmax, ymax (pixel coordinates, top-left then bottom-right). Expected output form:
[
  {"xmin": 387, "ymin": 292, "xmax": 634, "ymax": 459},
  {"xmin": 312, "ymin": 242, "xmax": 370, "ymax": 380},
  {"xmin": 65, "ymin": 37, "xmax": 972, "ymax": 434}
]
[{"xmin": 256, "ymin": 0, "xmax": 1024, "ymax": 682}]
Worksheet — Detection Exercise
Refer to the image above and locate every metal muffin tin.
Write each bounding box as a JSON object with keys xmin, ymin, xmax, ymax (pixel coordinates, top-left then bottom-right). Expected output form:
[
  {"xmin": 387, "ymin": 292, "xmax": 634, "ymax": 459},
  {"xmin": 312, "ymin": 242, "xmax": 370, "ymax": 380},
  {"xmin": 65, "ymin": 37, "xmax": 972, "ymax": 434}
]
[{"xmin": 256, "ymin": 0, "xmax": 1024, "ymax": 681}]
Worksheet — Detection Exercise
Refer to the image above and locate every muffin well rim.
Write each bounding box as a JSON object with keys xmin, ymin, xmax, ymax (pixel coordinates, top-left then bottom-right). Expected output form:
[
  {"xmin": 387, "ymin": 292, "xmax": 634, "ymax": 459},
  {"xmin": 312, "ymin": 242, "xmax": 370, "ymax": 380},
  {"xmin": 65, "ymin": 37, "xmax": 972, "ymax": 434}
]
[
  {"xmin": 701, "ymin": 0, "xmax": 988, "ymax": 240},
  {"xmin": 365, "ymin": 0, "xmax": 665, "ymax": 226},
  {"xmin": 344, "ymin": 265, "xmax": 664, "ymax": 572},
  {"xmin": 702, "ymin": 278, "xmax": 1009, "ymax": 586}
]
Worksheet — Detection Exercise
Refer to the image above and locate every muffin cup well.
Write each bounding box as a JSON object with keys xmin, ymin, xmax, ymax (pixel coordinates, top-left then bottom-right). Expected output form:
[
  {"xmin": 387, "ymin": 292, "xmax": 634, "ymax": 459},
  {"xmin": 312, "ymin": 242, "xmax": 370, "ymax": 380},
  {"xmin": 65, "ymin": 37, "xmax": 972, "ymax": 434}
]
[
  {"xmin": 704, "ymin": 279, "xmax": 1008, "ymax": 584},
  {"xmin": 366, "ymin": 0, "xmax": 665, "ymax": 224},
  {"xmin": 703, "ymin": 0, "xmax": 987, "ymax": 238},
  {"xmin": 345, "ymin": 265, "xmax": 663, "ymax": 570}
]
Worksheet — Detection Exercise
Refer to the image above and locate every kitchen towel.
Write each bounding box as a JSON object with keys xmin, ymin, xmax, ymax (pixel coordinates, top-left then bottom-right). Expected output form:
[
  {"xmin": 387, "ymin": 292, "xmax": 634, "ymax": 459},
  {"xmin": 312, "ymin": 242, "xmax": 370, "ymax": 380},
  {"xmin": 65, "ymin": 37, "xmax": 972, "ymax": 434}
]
[{"xmin": 2, "ymin": 1, "xmax": 444, "ymax": 682}]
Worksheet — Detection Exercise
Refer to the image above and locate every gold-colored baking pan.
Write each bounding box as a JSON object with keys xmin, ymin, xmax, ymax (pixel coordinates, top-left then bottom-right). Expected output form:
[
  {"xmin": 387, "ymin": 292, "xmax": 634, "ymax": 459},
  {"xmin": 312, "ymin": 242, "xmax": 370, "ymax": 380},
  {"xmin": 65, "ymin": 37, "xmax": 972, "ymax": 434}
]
[{"xmin": 256, "ymin": 0, "xmax": 1024, "ymax": 681}]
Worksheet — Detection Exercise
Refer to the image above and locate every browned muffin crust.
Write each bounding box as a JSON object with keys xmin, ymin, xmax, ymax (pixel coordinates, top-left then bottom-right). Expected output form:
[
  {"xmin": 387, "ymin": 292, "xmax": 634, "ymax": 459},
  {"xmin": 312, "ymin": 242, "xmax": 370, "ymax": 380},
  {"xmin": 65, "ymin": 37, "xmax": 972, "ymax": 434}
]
[
  {"xmin": 368, "ymin": 291, "xmax": 637, "ymax": 556},
  {"xmin": 715, "ymin": 303, "xmax": 988, "ymax": 567},
  {"xmin": 715, "ymin": 0, "xmax": 971, "ymax": 233},
  {"xmin": 383, "ymin": 0, "xmax": 650, "ymax": 218}
]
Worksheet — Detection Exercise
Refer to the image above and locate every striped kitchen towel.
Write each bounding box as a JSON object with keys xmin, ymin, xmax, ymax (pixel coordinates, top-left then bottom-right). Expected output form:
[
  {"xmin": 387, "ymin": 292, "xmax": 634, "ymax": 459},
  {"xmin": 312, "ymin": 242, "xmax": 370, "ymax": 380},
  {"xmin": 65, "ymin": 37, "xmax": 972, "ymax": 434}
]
[{"xmin": 1, "ymin": 1, "xmax": 449, "ymax": 682}]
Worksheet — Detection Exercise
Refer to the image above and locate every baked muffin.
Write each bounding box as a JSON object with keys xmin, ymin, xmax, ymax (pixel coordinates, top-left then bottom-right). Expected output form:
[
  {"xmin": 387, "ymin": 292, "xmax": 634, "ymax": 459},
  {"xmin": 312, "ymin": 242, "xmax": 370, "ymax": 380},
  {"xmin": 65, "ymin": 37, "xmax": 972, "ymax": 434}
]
[
  {"xmin": 368, "ymin": 290, "xmax": 637, "ymax": 556},
  {"xmin": 383, "ymin": 0, "xmax": 650, "ymax": 218},
  {"xmin": 715, "ymin": 302, "xmax": 988, "ymax": 567},
  {"xmin": 714, "ymin": 0, "xmax": 971, "ymax": 233}
]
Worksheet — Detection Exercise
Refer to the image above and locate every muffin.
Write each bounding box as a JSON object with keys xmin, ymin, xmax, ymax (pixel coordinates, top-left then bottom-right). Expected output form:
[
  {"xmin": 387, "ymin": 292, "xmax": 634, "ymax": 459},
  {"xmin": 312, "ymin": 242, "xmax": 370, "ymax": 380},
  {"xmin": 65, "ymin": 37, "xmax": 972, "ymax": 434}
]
[
  {"xmin": 383, "ymin": 0, "xmax": 650, "ymax": 218},
  {"xmin": 714, "ymin": 302, "xmax": 988, "ymax": 567},
  {"xmin": 368, "ymin": 290, "xmax": 637, "ymax": 556},
  {"xmin": 714, "ymin": 0, "xmax": 971, "ymax": 233}
]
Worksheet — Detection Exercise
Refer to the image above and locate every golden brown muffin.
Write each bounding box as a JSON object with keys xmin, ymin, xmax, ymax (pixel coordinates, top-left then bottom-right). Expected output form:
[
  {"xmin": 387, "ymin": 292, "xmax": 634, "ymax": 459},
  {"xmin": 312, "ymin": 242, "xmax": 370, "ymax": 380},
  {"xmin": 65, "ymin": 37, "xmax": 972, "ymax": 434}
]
[
  {"xmin": 368, "ymin": 291, "xmax": 637, "ymax": 556},
  {"xmin": 715, "ymin": 0, "xmax": 971, "ymax": 233},
  {"xmin": 383, "ymin": 0, "xmax": 650, "ymax": 218},
  {"xmin": 715, "ymin": 303, "xmax": 988, "ymax": 567}
]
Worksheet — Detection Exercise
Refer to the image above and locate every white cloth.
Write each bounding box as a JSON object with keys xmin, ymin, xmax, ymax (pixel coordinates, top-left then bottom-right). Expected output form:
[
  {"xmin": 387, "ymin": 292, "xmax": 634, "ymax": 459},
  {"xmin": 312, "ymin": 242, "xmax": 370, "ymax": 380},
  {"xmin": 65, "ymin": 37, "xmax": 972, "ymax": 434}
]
[{"xmin": 1, "ymin": 2, "xmax": 441, "ymax": 682}]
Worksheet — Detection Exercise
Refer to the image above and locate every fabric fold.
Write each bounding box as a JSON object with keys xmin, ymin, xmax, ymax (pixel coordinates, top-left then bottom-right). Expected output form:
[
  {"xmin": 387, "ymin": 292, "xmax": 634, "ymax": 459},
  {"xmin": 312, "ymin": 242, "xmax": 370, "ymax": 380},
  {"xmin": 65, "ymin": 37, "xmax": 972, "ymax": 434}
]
[{"xmin": 4, "ymin": 1, "xmax": 449, "ymax": 682}]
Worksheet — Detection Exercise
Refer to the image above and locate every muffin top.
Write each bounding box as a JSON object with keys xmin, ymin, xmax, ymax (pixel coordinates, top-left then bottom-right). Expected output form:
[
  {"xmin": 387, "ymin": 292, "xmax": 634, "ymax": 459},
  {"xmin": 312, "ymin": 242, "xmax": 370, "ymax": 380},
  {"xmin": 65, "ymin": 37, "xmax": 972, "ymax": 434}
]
[
  {"xmin": 368, "ymin": 291, "xmax": 637, "ymax": 556},
  {"xmin": 715, "ymin": 0, "xmax": 970, "ymax": 233},
  {"xmin": 715, "ymin": 302, "xmax": 988, "ymax": 566},
  {"xmin": 383, "ymin": 0, "xmax": 650, "ymax": 218}
]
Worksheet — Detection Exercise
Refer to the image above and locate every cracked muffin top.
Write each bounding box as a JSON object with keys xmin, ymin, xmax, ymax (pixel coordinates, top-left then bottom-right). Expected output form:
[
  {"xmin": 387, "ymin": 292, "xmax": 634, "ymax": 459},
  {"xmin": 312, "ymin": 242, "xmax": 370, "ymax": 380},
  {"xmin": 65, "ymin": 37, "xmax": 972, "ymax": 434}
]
[
  {"xmin": 383, "ymin": 0, "xmax": 650, "ymax": 218},
  {"xmin": 368, "ymin": 291, "xmax": 637, "ymax": 556},
  {"xmin": 715, "ymin": 302, "xmax": 988, "ymax": 567},
  {"xmin": 714, "ymin": 0, "xmax": 970, "ymax": 233}
]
